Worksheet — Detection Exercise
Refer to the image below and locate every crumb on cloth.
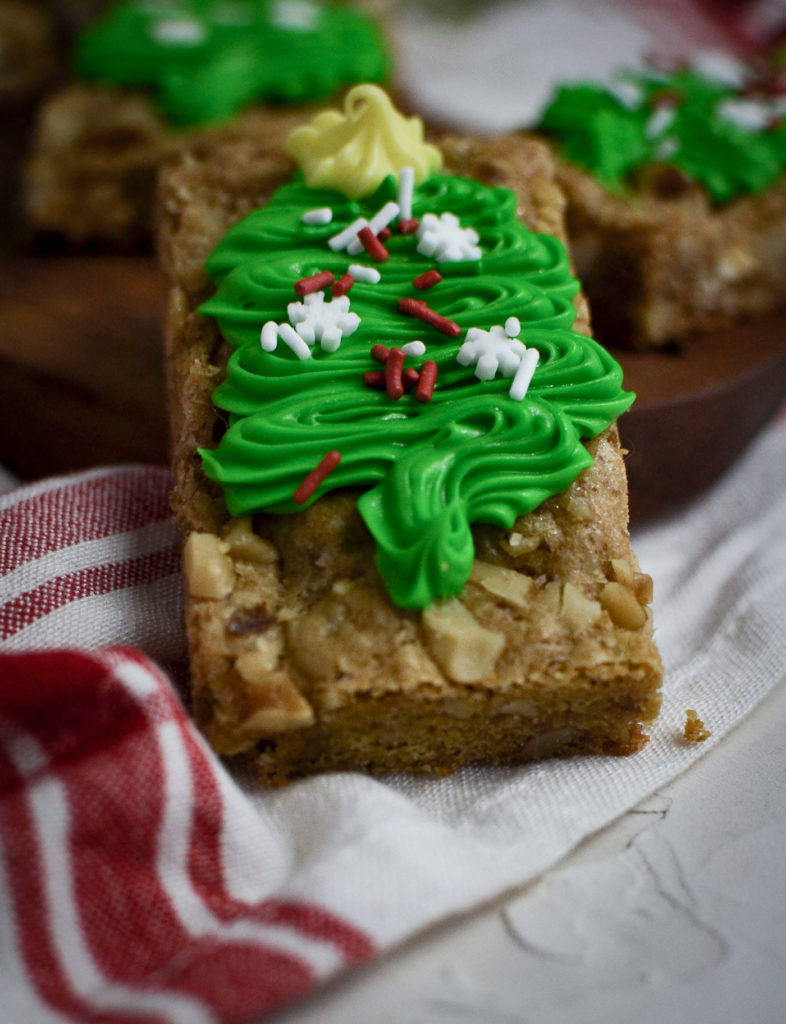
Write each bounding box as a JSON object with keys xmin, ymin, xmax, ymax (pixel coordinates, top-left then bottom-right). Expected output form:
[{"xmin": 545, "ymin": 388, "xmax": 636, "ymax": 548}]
[{"xmin": 684, "ymin": 709, "xmax": 711, "ymax": 742}]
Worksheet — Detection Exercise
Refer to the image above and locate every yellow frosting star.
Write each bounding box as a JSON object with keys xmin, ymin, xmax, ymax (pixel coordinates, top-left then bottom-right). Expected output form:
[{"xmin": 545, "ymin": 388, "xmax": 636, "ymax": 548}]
[{"xmin": 285, "ymin": 84, "xmax": 442, "ymax": 200}]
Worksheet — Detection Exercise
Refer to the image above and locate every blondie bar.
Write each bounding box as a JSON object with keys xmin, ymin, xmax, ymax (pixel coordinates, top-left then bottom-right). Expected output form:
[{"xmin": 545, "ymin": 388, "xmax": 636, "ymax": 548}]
[{"xmin": 158, "ymin": 86, "xmax": 663, "ymax": 782}]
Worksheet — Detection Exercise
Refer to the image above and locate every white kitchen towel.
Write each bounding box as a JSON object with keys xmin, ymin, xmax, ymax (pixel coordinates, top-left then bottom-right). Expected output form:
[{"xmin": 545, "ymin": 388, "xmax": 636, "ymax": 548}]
[{"xmin": 1, "ymin": 409, "xmax": 785, "ymax": 1023}]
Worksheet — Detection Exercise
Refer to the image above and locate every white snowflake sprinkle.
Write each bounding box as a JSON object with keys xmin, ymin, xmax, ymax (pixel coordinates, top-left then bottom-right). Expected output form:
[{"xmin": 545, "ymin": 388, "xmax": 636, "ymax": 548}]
[
  {"xmin": 457, "ymin": 324, "xmax": 539, "ymax": 400},
  {"xmin": 457, "ymin": 325, "xmax": 527, "ymax": 380},
  {"xmin": 417, "ymin": 212, "xmax": 482, "ymax": 263},
  {"xmin": 287, "ymin": 292, "xmax": 360, "ymax": 353}
]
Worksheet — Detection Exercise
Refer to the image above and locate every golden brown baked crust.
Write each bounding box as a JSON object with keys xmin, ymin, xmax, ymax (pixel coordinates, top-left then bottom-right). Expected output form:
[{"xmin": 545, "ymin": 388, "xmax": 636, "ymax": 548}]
[
  {"xmin": 24, "ymin": 84, "xmax": 312, "ymax": 246},
  {"xmin": 158, "ymin": 131, "xmax": 663, "ymax": 783},
  {"xmin": 544, "ymin": 145, "xmax": 786, "ymax": 349}
]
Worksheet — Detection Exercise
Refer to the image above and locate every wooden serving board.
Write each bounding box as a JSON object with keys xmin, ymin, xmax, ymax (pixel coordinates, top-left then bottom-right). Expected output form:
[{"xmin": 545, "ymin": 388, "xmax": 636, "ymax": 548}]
[{"xmin": 1, "ymin": 252, "xmax": 785, "ymax": 524}]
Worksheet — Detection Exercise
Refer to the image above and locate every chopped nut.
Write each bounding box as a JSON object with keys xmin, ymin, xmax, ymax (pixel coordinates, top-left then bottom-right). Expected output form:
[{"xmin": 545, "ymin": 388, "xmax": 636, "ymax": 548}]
[
  {"xmin": 565, "ymin": 491, "xmax": 592, "ymax": 521},
  {"xmin": 470, "ymin": 560, "xmax": 534, "ymax": 608},
  {"xmin": 610, "ymin": 557, "xmax": 635, "ymax": 588},
  {"xmin": 184, "ymin": 532, "xmax": 235, "ymax": 599},
  {"xmin": 239, "ymin": 675, "xmax": 315, "ymax": 736},
  {"xmin": 633, "ymin": 572, "xmax": 653, "ymax": 605},
  {"xmin": 235, "ymin": 632, "xmax": 284, "ymax": 682},
  {"xmin": 541, "ymin": 580, "xmax": 562, "ymax": 615},
  {"xmin": 600, "ymin": 581, "xmax": 648, "ymax": 630},
  {"xmin": 684, "ymin": 709, "xmax": 711, "ymax": 742},
  {"xmin": 422, "ymin": 600, "xmax": 506, "ymax": 683},
  {"xmin": 561, "ymin": 582, "xmax": 602, "ymax": 632},
  {"xmin": 221, "ymin": 517, "xmax": 278, "ymax": 564},
  {"xmin": 503, "ymin": 530, "xmax": 540, "ymax": 557}
]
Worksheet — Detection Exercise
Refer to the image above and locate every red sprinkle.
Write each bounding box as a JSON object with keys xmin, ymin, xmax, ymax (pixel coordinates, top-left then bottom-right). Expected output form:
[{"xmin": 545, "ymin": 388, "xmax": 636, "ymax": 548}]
[
  {"xmin": 293, "ymin": 450, "xmax": 342, "ymax": 504},
  {"xmin": 413, "ymin": 269, "xmax": 442, "ymax": 290},
  {"xmin": 377, "ymin": 226, "xmax": 392, "ymax": 242},
  {"xmin": 415, "ymin": 360, "xmax": 438, "ymax": 402},
  {"xmin": 403, "ymin": 367, "xmax": 420, "ymax": 391},
  {"xmin": 385, "ymin": 346, "xmax": 406, "ymax": 399},
  {"xmin": 294, "ymin": 270, "xmax": 334, "ymax": 297},
  {"xmin": 397, "ymin": 217, "xmax": 420, "ymax": 235},
  {"xmin": 358, "ymin": 225, "xmax": 389, "ymax": 262},
  {"xmin": 363, "ymin": 370, "xmax": 386, "ymax": 389},
  {"xmin": 397, "ymin": 297, "xmax": 462, "ymax": 338},
  {"xmin": 370, "ymin": 343, "xmax": 390, "ymax": 363},
  {"xmin": 331, "ymin": 272, "xmax": 355, "ymax": 297}
]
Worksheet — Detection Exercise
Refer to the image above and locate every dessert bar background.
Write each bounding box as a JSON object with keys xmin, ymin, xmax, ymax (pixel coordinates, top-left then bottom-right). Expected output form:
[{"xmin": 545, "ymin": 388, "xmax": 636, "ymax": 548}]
[{"xmin": 2, "ymin": 0, "xmax": 785, "ymax": 521}]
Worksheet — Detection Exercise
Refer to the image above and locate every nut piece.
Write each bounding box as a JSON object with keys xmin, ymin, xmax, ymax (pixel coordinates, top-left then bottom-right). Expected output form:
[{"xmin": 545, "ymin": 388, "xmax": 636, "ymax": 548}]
[
  {"xmin": 470, "ymin": 560, "xmax": 534, "ymax": 608},
  {"xmin": 184, "ymin": 532, "xmax": 235, "ymax": 599},
  {"xmin": 240, "ymin": 675, "xmax": 315, "ymax": 736},
  {"xmin": 633, "ymin": 572, "xmax": 653, "ymax": 605},
  {"xmin": 422, "ymin": 600, "xmax": 506, "ymax": 683},
  {"xmin": 235, "ymin": 632, "xmax": 284, "ymax": 681},
  {"xmin": 600, "ymin": 581, "xmax": 648, "ymax": 630},
  {"xmin": 609, "ymin": 557, "xmax": 635, "ymax": 588},
  {"xmin": 221, "ymin": 517, "xmax": 278, "ymax": 564},
  {"xmin": 561, "ymin": 582, "xmax": 602, "ymax": 632}
]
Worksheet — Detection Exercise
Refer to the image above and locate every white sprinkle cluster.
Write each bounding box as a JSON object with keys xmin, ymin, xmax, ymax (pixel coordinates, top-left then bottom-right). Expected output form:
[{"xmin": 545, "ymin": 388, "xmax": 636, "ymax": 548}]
[
  {"xmin": 417, "ymin": 212, "xmax": 482, "ymax": 262},
  {"xmin": 288, "ymin": 292, "xmax": 360, "ymax": 353},
  {"xmin": 150, "ymin": 17, "xmax": 206, "ymax": 46},
  {"xmin": 302, "ymin": 207, "xmax": 333, "ymax": 226},
  {"xmin": 457, "ymin": 324, "xmax": 539, "ymax": 401},
  {"xmin": 261, "ymin": 293, "xmax": 360, "ymax": 358}
]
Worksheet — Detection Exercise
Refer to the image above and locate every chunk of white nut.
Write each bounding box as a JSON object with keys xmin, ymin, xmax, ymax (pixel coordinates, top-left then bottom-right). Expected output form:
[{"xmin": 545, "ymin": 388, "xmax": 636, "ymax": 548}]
[
  {"xmin": 184, "ymin": 532, "xmax": 235, "ymax": 599},
  {"xmin": 600, "ymin": 581, "xmax": 648, "ymax": 630},
  {"xmin": 561, "ymin": 582, "xmax": 603, "ymax": 632},
  {"xmin": 221, "ymin": 517, "xmax": 278, "ymax": 563},
  {"xmin": 470, "ymin": 560, "xmax": 534, "ymax": 608},
  {"xmin": 422, "ymin": 600, "xmax": 506, "ymax": 683}
]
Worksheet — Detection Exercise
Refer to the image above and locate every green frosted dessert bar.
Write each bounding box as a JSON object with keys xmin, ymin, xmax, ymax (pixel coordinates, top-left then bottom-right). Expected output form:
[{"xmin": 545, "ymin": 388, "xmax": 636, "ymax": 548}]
[
  {"xmin": 158, "ymin": 88, "xmax": 663, "ymax": 782},
  {"xmin": 24, "ymin": 0, "xmax": 390, "ymax": 245},
  {"xmin": 534, "ymin": 50, "xmax": 786, "ymax": 348}
]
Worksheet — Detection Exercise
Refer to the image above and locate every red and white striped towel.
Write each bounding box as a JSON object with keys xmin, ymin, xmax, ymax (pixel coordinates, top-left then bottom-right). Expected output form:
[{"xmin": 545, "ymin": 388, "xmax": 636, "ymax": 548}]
[
  {"xmin": 0, "ymin": 468, "xmax": 375, "ymax": 1022},
  {"xmin": 2, "ymin": 406, "xmax": 786, "ymax": 1024}
]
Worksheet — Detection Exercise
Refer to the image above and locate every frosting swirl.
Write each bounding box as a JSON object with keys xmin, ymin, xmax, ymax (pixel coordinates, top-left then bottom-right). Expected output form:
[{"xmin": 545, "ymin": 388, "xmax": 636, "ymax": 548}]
[
  {"xmin": 199, "ymin": 172, "xmax": 634, "ymax": 608},
  {"xmin": 75, "ymin": 0, "xmax": 390, "ymax": 126},
  {"xmin": 539, "ymin": 58, "xmax": 786, "ymax": 204}
]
